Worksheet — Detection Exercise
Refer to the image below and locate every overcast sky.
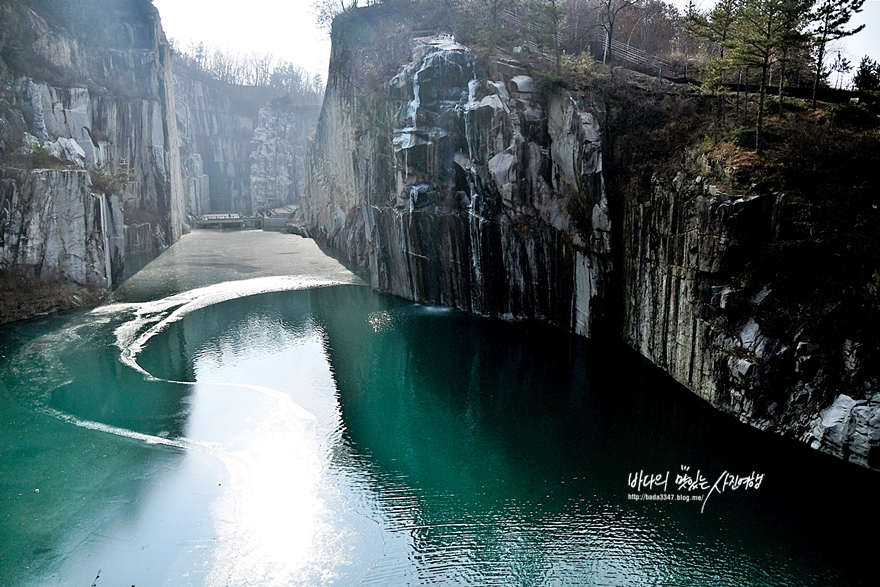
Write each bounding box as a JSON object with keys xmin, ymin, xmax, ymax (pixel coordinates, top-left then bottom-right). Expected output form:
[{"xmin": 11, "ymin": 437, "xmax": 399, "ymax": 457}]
[
  {"xmin": 153, "ymin": 0, "xmax": 879, "ymax": 85},
  {"xmin": 152, "ymin": 0, "xmax": 332, "ymax": 77}
]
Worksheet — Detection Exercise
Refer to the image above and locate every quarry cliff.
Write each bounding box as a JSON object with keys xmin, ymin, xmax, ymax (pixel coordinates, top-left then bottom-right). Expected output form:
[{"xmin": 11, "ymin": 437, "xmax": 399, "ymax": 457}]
[
  {"xmin": 303, "ymin": 7, "xmax": 880, "ymax": 471},
  {"xmin": 0, "ymin": 0, "xmax": 318, "ymax": 306},
  {"xmin": 0, "ymin": 0, "xmax": 185, "ymax": 289},
  {"xmin": 2, "ymin": 0, "xmax": 878, "ymax": 472}
]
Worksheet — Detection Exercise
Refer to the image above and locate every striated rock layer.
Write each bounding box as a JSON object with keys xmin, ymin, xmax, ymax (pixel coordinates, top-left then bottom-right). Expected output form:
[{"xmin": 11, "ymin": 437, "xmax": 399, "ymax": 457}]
[
  {"xmin": 174, "ymin": 75, "xmax": 255, "ymax": 216},
  {"xmin": 304, "ymin": 12, "xmax": 880, "ymax": 470},
  {"xmin": 621, "ymin": 166, "xmax": 880, "ymax": 470},
  {"xmin": 173, "ymin": 74, "xmax": 321, "ymax": 217},
  {"xmin": 0, "ymin": 168, "xmax": 123, "ymax": 286},
  {"xmin": 0, "ymin": 0, "xmax": 320, "ymax": 295}
]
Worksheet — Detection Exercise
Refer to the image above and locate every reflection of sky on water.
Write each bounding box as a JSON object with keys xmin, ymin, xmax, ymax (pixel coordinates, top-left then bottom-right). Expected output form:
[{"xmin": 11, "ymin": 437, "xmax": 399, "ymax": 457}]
[{"xmin": 1, "ymin": 280, "xmax": 878, "ymax": 586}]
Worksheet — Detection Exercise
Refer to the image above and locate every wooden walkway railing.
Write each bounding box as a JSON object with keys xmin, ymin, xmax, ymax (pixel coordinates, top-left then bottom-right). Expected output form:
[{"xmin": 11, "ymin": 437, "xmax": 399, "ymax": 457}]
[
  {"xmin": 606, "ymin": 37, "xmax": 680, "ymax": 78},
  {"xmin": 458, "ymin": 1, "xmax": 682, "ymax": 79}
]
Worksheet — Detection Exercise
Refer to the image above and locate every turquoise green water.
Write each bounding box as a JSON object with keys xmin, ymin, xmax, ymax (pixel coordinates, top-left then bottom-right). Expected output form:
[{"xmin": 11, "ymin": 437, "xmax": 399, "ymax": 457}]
[{"xmin": 1, "ymin": 281, "xmax": 877, "ymax": 586}]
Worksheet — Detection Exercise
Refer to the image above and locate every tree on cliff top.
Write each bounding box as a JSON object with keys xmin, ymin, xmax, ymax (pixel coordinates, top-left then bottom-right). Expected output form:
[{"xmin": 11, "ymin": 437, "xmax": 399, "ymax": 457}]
[
  {"xmin": 853, "ymin": 55, "xmax": 880, "ymax": 93},
  {"xmin": 526, "ymin": 0, "xmax": 566, "ymax": 72},
  {"xmin": 728, "ymin": 0, "xmax": 811, "ymax": 153},
  {"xmin": 808, "ymin": 0, "xmax": 865, "ymax": 107},
  {"xmin": 598, "ymin": 0, "xmax": 637, "ymax": 63},
  {"xmin": 475, "ymin": 0, "xmax": 519, "ymax": 26},
  {"xmin": 470, "ymin": 0, "xmax": 519, "ymax": 53},
  {"xmin": 686, "ymin": 0, "xmax": 739, "ymax": 138},
  {"xmin": 686, "ymin": 0, "xmax": 739, "ymax": 61},
  {"xmin": 314, "ymin": 0, "xmax": 362, "ymax": 32}
]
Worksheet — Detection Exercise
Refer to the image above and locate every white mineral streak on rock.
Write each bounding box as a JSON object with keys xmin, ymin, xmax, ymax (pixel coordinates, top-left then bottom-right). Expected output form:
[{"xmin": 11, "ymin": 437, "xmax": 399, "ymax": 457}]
[
  {"xmin": 0, "ymin": 169, "xmax": 108, "ymax": 285},
  {"xmin": 574, "ymin": 251, "xmax": 598, "ymax": 337},
  {"xmin": 809, "ymin": 394, "xmax": 880, "ymax": 467}
]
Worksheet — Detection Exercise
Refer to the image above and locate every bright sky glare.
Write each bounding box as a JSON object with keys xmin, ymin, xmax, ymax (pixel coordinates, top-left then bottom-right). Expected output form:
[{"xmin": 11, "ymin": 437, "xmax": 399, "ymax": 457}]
[
  {"xmin": 153, "ymin": 1, "xmax": 880, "ymax": 86},
  {"xmin": 152, "ymin": 0, "xmax": 332, "ymax": 77}
]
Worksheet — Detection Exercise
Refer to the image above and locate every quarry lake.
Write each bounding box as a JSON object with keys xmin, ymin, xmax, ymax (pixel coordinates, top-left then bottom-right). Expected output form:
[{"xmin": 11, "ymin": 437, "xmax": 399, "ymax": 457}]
[{"xmin": 1, "ymin": 232, "xmax": 878, "ymax": 587}]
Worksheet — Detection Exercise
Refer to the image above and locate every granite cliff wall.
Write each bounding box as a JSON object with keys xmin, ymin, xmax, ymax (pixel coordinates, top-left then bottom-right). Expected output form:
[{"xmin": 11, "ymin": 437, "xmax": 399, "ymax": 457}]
[
  {"xmin": 0, "ymin": 0, "xmax": 185, "ymax": 287},
  {"xmin": 174, "ymin": 75, "xmax": 255, "ymax": 216},
  {"xmin": 250, "ymin": 103, "xmax": 320, "ymax": 213},
  {"xmin": 0, "ymin": 0, "xmax": 320, "ymax": 293},
  {"xmin": 304, "ymin": 11, "xmax": 880, "ymax": 470},
  {"xmin": 620, "ymin": 159, "xmax": 880, "ymax": 470},
  {"xmin": 306, "ymin": 24, "xmax": 611, "ymax": 335}
]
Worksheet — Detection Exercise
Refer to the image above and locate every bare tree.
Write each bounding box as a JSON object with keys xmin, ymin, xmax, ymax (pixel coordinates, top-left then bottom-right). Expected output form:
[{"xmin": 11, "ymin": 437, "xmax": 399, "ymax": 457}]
[
  {"xmin": 598, "ymin": 0, "xmax": 637, "ymax": 63},
  {"xmin": 476, "ymin": 0, "xmax": 518, "ymax": 25},
  {"xmin": 616, "ymin": 0, "xmax": 679, "ymax": 55},
  {"xmin": 173, "ymin": 45, "xmax": 324, "ymax": 104},
  {"xmin": 313, "ymin": 0, "xmax": 362, "ymax": 32},
  {"xmin": 561, "ymin": 0, "xmax": 597, "ymax": 55},
  {"xmin": 829, "ymin": 51, "xmax": 852, "ymax": 89}
]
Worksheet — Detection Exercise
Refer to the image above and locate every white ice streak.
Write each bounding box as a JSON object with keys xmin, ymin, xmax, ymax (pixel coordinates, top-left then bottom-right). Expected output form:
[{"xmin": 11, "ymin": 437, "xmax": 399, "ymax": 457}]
[
  {"xmin": 394, "ymin": 34, "xmax": 474, "ymax": 183},
  {"xmin": 114, "ymin": 276, "xmax": 342, "ymax": 379}
]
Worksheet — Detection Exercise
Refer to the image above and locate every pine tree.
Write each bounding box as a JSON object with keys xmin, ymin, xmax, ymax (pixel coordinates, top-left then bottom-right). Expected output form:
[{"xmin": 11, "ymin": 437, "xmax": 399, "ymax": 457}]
[
  {"xmin": 853, "ymin": 56, "xmax": 880, "ymax": 93},
  {"xmin": 686, "ymin": 0, "xmax": 740, "ymax": 138},
  {"xmin": 526, "ymin": 0, "xmax": 566, "ymax": 73},
  {"xmin": 730, "ymin": 0, "xmax": 811, "ymax": 153},
  {"xmin": 809, "ymin": 0, "xmax": 865, "ymax": 107}
]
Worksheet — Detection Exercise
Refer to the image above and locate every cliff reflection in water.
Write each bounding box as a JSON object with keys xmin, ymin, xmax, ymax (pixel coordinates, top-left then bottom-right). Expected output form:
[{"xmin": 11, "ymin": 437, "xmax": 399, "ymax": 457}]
[
  {"xmin": 1, "ymin": 283, "xmax": 878, "ymax": 586},
  {"xmin": 311, "ymin": 285, "xmax": 879, "ymax": 586}
]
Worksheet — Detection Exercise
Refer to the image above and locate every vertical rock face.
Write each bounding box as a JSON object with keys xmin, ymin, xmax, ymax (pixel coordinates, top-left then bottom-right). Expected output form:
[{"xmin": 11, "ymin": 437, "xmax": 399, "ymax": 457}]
[
  {"xmin": 173, "ymin": 78, "xmax": 320, "ymax": 217},
  {"xmin": 0, "ymin": 168, "xmax": 122, "ymax": 286},
  {"xmin": 622, "ymin": 174, "xmax": 779, "ymax": 420},
  {"xmin": 0, "ymin": 0, "xmax": 185, "ymax": 287},
  {"xmin": 174, "ymin": 76, "xmax": 255, "ymax": 215},
  {"xmin": 305, "ymin": 11, "xmax": 880, "ymax": 471},
  {"xmin": 621, "ymin": 168, "xmax": 880, "ymax": 470},
  {"xmin": 306, "ymin": 29, "xmax": 612, "ymax": 333},
  {"xmin": 250, "ymin": 104, "xmax": 320, "ymax": 213}
]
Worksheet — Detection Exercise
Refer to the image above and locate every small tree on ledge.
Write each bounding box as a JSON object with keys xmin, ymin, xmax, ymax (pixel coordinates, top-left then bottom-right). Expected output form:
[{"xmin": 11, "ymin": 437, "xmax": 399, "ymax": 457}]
[{"xmin": 89, "ymin": 159, "xmax": 133, "ymax": 196}]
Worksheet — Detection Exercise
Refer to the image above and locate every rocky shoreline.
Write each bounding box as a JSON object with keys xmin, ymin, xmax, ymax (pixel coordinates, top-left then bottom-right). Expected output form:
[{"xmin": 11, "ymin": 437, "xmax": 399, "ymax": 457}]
[{"xmin": 0, "ymin": 275, "xmax": 106, "ymax": 326}]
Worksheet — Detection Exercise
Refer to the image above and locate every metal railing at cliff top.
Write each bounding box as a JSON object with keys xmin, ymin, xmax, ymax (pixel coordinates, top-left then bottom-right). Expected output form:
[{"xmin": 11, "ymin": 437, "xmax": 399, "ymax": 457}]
[{"xmin": 459, "ymin": 0, "xmax": 682, "ymax": 79}]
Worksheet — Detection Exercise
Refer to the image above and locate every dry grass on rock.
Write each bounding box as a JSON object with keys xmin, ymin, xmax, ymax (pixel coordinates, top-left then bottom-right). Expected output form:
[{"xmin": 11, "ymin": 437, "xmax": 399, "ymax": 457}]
[{"xmin": 0, "ymin": 275, "xmax": 106, "ymax": 325}]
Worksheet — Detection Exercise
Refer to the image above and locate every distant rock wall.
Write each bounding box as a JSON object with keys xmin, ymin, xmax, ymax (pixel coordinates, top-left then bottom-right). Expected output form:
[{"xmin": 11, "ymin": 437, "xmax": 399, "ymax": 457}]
[
  {"xmin": 173, "ymin": 76, "xmax": 321, "ymax": 218},
  {"xmin": 174, "ymin": 75, "xmax": 255, "ymax": 215},
  {"xmin": 250, "ymin": 104, "xmax": 319, "ymax": 213},
  {"xmin": 0, "ymin": 0, "xmax": 323, "ymax": 300}
]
